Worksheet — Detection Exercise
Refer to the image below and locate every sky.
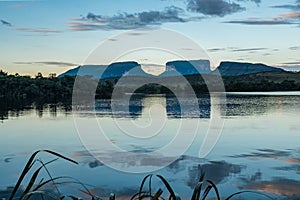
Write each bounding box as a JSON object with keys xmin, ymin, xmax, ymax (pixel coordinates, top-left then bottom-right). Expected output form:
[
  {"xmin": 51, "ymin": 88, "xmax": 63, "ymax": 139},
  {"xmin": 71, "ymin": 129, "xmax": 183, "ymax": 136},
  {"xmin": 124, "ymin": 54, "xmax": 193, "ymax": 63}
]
[{"xmin": 0, "ymin": 0, "xmax": 300, "ymax": 76}]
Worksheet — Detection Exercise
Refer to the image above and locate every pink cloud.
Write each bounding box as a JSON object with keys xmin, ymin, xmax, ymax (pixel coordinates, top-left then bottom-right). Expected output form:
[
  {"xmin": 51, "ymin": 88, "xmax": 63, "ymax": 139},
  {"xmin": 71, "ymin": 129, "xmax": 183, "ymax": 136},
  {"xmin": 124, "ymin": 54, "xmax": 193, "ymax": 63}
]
[{"xmin": 280, "ymin": 11, "xmax": 300, "ymax": 18}]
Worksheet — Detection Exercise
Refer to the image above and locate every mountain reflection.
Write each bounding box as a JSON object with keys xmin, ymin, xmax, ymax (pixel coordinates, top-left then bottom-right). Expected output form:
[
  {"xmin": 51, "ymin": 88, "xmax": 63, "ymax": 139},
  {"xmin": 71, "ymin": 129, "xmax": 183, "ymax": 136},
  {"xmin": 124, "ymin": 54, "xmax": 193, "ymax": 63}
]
[
  {"xmin": 1, "ymin": 93, "xmax": 300, "ymax": 121},
  {"xmin": 94, "ymin": 94, "xmax": 214, "ymax": 119}
]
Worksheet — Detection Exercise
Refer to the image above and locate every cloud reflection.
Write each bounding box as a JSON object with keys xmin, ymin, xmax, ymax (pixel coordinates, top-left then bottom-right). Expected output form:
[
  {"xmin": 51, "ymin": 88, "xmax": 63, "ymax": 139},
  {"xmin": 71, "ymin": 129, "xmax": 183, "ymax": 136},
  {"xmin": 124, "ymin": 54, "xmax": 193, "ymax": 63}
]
[
  {"xmin": 187, "ymin": 160, "xmax": 243, "ymax": 188},
  {"xmin": 242, "ymin": 178, "xmax": 300, "ymax": 198},
  {"xmin": 230, "ymin": 148, "xmax": 291, "ymax": 159}
]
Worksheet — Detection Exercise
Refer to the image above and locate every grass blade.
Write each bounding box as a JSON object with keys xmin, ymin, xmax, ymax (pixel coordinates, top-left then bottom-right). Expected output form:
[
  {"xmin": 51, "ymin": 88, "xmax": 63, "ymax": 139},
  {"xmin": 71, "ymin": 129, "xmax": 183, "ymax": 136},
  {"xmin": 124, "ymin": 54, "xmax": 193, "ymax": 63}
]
[
  {"xmin": 42, "ymin": 150, "xmax": 78, "ymax": 165},
  {"xmin": 225, "ymin": 190, "xmax": 276, "ymax": 200},
  {"xmin": 9, "ymin": 150, "xmax": 78, "ymax": 200},
  {"xmin": 155, "ymin": 175, "xmax": 176, "ymax": 200},
  {"xmin": 151, "ymin": 189, "xmax": 163, "ymax": 200},
  {"xmin": 38, "ymin": 158, "xmax": 61, "ymax": 195},
  {"xmin": 21, "ymin": 165, "xmax": 43, "ymax": 200},
  {"xmin": 206, "ymin": 180, "xmax": 220, "ymax": 200},
  {"xmin": 138, "ymin": 174, "xmax": 152, "ymax": 200},
  {"xmin": 200, "ymin": 185, "xmax": 212, "ymax": 200},
  {"xmin": 9, "ymin": 150, "xmax": 42, "ymax": 200},
  {"xmin": 191, "ymin": 181, "xmax": 204, "ymax": 200},
  {"xmin": 24, "ymin": 158, "xmax": 61, "ymax": 200}
]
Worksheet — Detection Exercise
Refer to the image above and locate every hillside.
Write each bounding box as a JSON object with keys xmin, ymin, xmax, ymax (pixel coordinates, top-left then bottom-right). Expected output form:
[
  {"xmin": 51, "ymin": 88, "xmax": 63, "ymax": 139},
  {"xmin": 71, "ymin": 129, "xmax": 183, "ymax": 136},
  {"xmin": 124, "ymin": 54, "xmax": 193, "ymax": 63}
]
[
  {"xmin": 161, "ymin": 60, "xmax": 211, "ymax": 77},
  {"xmin": 214, "ymin": 61, "xmax": 284, "ymax": 76},
  {"xmin": 1, "ymin": 60, "xmax": 299, "ymax": 101},
  {"xmin": 59, "ymin": 60, "xmax": 285, "ymax": 79},
  {"xmin": 59, "ymin": 61, "xmax": 153, "ymax": 79}
]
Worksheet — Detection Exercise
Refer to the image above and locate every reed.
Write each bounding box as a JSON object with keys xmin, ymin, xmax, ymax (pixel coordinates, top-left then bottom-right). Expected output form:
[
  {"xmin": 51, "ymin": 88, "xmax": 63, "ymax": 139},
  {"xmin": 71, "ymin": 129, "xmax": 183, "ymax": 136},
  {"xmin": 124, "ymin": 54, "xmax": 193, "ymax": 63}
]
[
  {"xmin": 8, "ymin": 150, "xmax": 276, "ymax": 200},
  {"xmin": 131, "ymin": 174, "xmax": 276, "ymax": 200},
  {"xmin": 8, "ymin": 150, "xmax": 101, "ymax": 200}
]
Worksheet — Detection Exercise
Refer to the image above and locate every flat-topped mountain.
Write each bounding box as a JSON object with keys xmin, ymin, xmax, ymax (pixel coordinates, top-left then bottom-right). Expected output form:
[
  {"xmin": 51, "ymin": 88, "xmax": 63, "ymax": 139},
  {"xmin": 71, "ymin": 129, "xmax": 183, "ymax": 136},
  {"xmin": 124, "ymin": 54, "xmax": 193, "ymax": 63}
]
[
  {"xmin": 216, "ymin": 61, "xmax": 284, "ymax": 76},
  {"xmin": 160, "ymin": 60, "xmax": 211, "ymax": 77},
  {"xmin": 59, "ymin": 60, "xmax": 285, "ymax": 78},
  {"xmin": 1, "ymin": 60, "xmax": 299, "ymax": 100},
  {"xmin": 59, "ymin": 61, "xmax": 150, "ymax": 79}
]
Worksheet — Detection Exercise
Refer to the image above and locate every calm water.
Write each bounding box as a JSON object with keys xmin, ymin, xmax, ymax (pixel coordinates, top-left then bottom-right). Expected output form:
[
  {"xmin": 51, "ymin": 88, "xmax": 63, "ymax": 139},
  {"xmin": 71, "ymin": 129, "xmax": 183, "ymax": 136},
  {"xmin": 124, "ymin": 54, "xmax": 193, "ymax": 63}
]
[{"xmin": 1, "ymin": 92, "xmax": 300, "ymax": 199}]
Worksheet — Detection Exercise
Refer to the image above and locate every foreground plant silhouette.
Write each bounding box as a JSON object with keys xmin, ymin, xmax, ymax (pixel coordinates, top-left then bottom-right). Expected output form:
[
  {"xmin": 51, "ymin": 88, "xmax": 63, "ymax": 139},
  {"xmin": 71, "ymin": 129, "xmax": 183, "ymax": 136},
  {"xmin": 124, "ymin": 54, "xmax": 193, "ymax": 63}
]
[
  {"xmin": 131, "ymin": 173, "xmax": 276, "ymax": 200},
  {"xmin": 9, "ymin": 150, "xmax": 276, "ymax": 200},
  {"xmin": 8, "ymin": 150, "xmax": 101, "ymax": 200}
]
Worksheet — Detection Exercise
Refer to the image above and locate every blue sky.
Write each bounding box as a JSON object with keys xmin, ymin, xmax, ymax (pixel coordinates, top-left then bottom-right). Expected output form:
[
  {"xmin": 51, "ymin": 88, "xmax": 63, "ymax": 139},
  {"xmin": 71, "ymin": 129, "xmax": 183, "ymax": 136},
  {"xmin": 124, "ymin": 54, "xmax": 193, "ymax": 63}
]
[{"xmin": 0, "ymin": 0, "xmax": 300, "ymax": 76}]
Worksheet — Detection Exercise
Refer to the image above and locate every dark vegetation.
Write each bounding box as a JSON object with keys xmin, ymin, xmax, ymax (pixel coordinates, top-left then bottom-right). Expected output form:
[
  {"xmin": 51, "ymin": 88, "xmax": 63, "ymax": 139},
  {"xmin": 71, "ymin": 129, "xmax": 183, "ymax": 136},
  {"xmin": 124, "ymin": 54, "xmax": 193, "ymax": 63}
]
[
  {"xmin": 1, "ymin": 70, "xmax": 300, "ymax": 102},
  {"xmin": 0, "ymin": 70, "xmax": 75, "ymax": 100},
  {"xmin": 2, "ymin": 150, "xmax": 276, "ymax": 200},
  {"xmin": 222, "ymin": 71, "xmax": 300, "ymax": 92}
]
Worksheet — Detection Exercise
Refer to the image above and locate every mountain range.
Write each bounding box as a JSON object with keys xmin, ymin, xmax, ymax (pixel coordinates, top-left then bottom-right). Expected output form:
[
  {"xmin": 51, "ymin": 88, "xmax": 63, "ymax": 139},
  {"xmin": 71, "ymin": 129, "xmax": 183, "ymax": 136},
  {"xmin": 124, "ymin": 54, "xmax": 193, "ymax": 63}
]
[{"xmin": 59, "ymin": 60, "xmax": 285, "ymax": 79}]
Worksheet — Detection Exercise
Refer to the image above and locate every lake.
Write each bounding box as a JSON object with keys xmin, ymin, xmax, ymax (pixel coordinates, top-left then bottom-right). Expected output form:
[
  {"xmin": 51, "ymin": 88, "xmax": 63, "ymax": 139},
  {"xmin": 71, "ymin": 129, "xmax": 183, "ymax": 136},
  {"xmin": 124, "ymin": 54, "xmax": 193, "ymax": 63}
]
[{"xmin": 1, "ymin": 92, "xmax": 300, "ymax": 199}]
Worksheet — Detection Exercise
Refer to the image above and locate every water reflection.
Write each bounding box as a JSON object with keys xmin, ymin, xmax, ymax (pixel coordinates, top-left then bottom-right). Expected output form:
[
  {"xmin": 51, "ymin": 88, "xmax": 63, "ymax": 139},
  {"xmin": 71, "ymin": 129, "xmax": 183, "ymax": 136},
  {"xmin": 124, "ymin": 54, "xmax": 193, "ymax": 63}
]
[
  {"xmin": 241, "ymin": 177, "xmax": 300, "ymax": 198},
  {"xmin": 1, "ymin": 93, "xmax": 300, "ymax": 199},
  {"xmin": 94, "ymin": 94, "xmax": 212, "ymax": 118},
  {"xmin": 0, "ymin": 99, "xmax": 71, "ymax": 122},
  {"xmin": 0, "ymin": 99, "xmax": 33, "ymax": 121},
  {"xmin": 230, "ymin": 148, "xmax": 300, "ymax": 199},
  {"xmin": 230, "ymin": 149, "xmax": 292, "ymax": 159},
  {"xmin": 187, "ymin": 160, "xmax": 243, "ymax": 188},
  {"xmin": 275, "ymin": 165, "xmax": 300, "ymax": 174},
  {"xmin": 69, "ymin": 150, "xmax": 246, "ymax": 199},
  {"xmin": 225, "ymin": 93, "xmax": 300, "ymax": 116},
  {"xmin": 2, "ymin": 93, "xmax": 300, "ymax": 121}
]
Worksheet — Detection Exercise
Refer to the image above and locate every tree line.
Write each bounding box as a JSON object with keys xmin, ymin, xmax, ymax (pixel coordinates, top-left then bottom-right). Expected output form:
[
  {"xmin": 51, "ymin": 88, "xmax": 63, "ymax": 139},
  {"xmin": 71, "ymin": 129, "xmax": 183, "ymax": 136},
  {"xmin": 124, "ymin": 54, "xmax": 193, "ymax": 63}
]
[
  {"xmin": 0, "ymin": 70, "xmax": 75, "ymax": 100},
  {"xmin": 1, "ymin": 70, "xmax": 300, "ymax": 102}
]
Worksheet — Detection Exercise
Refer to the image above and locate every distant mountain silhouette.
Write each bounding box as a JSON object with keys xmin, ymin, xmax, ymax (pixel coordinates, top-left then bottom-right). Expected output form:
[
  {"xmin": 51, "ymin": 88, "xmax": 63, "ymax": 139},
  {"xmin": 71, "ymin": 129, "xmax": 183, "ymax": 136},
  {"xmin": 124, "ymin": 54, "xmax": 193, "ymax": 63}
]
[
  {"xmin": 58, "ymin": 61, "xmax": 151, "ymax": 79},
  {"xmin": 59, "ymin": 60, "xmax": 285, "ymax": 78},
  {"xmin": 59, "ymin": 65, "xmax": 106, "ymax": 78},
  {"xmin": 101, "ymin": 61, "xmax": 152, "ymax": 78},
  {"xmin": 215, "ymin": 61, "xmax": 284, "ymax": 76},
  {"xmin": 160, "ymin": 60, "xmax": 211, "ymax": 77}
]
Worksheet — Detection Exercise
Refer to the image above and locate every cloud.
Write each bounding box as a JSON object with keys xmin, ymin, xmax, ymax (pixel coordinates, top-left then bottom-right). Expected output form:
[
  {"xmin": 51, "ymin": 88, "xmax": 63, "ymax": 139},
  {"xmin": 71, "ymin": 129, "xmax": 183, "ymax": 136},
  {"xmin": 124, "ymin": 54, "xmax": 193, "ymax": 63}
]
[
  {"xmin": 262, "ymin": 53, "xmax": 271, "ymax": 56},
  {"xmin": 275, "ymin": 62, "xmax": 300, "ymax": 71},
  {"xmin": 70, "ymin": 6, "xmax": 188, "ymax": 31},
  {"xmin": 272, "ymin": 4, "xmax": 300, "ymax": 10},
  {"xmin": 16, "ymin": 28, "xmax": 62, "ymax": 33},
  {"xmin": 125, "ymin": 32, "xmax": 146, "ymax": 36},
  {"xmin": 14, "ymin": 61, "xmax": 78, "ymax": 67},
  {"xmin": 231, "ymin": 47, "xmax": 267, "ymax": 52},
  {"xmin": 272, "ymin": 1, "xmax": 300, "ymax": 24},
  {"xmin": 207, "ymin": 48, "xmax": 226, "ymax": 52},
  {"xmin": 225, "ymin": 0, "xmax": 300, "ymax": 27},
  {"xmin": 186, "ymin": 0, "xmax": 245, "ymax": 17},
  {"xmin": 289, "ymin": 46, "xmax": 300, "ymax": 50},
  {"xmin": 70, "ymin": 0, "xmax": 266, "ymax": 31},
  {"xmin": 236, "ymin": 0, "xmax": 261, "ymax": 4},
  {"xmin": 8, "ymin": 3, "xmax": 26, "ymax": 8},
  {"xmin": 280, "ymin": 61, "xmax": 300, "ymax": 65},
  {"xmin": 207, "ymin": 47, "xmax": 268, "ymax": 52},
  {"xmin": 0, "ymin": 19, "xmax": 12, "ymax": 27},
  {"xmin": 271, "ymin": 0, "xmax": 300, "ymax": 10},
  {"xmin": 225, "ymin": 19, "xmax": 293, "ymax": 25},
  {"xmin": 280, "ymin": 11, "xmax": 300, "ymax": 19},
  {"xmin": 68, "ymin": 22, "xmax": 106, "ymax": 31}
]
